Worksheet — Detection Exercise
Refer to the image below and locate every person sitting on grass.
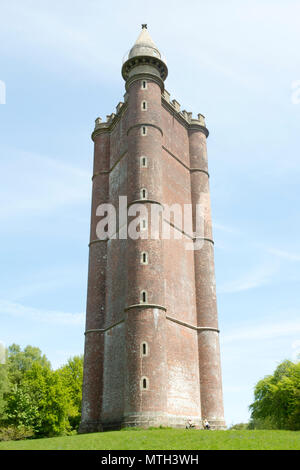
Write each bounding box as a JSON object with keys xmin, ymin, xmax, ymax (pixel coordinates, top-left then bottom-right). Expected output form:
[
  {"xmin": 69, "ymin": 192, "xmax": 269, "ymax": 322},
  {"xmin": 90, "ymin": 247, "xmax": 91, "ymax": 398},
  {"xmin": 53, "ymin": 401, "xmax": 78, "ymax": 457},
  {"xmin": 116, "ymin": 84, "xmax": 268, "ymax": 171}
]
[
  {"xmin": 203, "ymin": 419, "xmax": 210, "ymax": 430},
  {"xmin": 186, "ymin": 419, "xmax": 196, "ymax": 429}
]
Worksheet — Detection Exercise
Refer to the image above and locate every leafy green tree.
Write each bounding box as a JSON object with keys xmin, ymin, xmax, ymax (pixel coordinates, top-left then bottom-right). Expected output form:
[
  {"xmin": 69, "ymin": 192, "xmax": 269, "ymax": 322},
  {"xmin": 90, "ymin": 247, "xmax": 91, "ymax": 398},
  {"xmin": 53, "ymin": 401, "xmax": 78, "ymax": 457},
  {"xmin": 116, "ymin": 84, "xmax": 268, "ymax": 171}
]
[
  {"xmin": 4, "ymin": 382, "xmax": 40, "ymax": 431},
  {"xmin": 57, "ymin": 355, "xmax": 83, "ymax": 430},
  {"xmin": 249, "ymin": 359, "xmax": 300, "ymax": 430},
  {"xmin": 6, "ymin": 363, "xmax": 72, "ymax": 436},
  {"xmin": 7, "ymin": 344, "xmax": 50, "ymax": 386},
  {"xmin": 1, "ymin": 345, "xmax": 83, "ymax": 438},
  {"xmin": 0, "ymin": 355, "xmax": 9, "ymax": 422}
]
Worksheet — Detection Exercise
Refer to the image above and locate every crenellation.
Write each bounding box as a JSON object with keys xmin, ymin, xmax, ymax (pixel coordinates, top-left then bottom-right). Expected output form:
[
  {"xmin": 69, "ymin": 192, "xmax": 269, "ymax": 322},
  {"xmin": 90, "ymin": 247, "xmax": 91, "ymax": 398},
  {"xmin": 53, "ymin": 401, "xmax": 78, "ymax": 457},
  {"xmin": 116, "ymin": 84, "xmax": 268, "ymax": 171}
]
[
  {"xmin": 163, "ymin": 89, "xmax": 170, "ymax": 103},
  {"xmin": 162, "ymin": 91, "xmax": 206, "ymax": 127},
  {"xmin": 106, "ymin": 112, "xmax": 116, "ymax": 122},
  {"xmin": 171, "ymin": 99, "xmax": 181, "ymax": 112},
  {"xmin": 182, "ymin": 110, "xmax": 192, "ymax": 122},
  {"xmin": 187, "ymin": 112, "xmax": 193, "ymax": 122},
  {"xmin": 116, "ymin": 102, "xmax": 124, "ymax": 114},
  {"xmin": 94, "ymin": 117, "xmax": 110, "ymax": 132},
  {"xmin": 197, "ymin": 113, "xmax": 206, "ymax": 126}
]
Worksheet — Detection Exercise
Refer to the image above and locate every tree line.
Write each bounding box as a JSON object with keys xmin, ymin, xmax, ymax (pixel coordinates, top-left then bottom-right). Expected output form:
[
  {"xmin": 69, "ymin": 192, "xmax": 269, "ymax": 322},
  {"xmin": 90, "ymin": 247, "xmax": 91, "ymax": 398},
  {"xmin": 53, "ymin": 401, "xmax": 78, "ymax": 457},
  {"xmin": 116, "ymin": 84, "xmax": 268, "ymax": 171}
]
[
  {"xmin": 0, "ymin": 344, "xmax": 83, "ymax": 440},
  {"xmin": 0, "ymin": 344, "xmax": 299, "ymax": 440}
]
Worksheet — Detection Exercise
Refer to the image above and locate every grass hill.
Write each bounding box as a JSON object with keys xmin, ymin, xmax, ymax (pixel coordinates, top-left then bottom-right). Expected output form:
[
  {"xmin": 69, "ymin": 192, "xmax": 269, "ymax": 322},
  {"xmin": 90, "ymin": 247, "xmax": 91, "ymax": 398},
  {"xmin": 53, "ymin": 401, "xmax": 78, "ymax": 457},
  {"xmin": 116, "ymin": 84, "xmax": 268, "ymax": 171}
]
[{"xmin": 0, "ymin": 428, "xmax": 299, "ymax": 450}]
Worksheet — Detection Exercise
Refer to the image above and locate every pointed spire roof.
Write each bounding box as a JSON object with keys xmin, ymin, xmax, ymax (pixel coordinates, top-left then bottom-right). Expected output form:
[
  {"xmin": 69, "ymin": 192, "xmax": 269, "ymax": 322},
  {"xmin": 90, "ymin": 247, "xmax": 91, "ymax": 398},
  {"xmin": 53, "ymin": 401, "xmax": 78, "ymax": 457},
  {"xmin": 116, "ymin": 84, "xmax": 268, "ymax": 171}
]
[
  {"xmin": 122, "ymin": 25, "xmax": 168, "ymax": 83},
  {"xmin": 128, "ymin": 25, "xmax": 161, "ymax": 60}
]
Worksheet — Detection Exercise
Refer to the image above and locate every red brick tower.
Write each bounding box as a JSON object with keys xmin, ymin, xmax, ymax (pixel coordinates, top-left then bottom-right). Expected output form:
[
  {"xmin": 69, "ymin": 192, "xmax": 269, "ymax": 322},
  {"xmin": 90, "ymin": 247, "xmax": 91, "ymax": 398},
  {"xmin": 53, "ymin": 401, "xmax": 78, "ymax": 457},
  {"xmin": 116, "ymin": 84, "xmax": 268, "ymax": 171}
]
[{"xmin": 79, "ymin": 26, "xmax": 226, "ymax": 432}]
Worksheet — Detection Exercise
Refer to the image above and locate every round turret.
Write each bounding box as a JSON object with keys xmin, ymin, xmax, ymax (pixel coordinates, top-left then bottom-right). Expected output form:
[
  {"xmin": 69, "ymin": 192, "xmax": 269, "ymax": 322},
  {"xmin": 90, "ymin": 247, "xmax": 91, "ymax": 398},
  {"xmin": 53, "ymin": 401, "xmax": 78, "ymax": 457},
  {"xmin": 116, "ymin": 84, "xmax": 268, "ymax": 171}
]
[{"xmin": 122, "ymin": 25, "xmax": 168, "ymax": 86}]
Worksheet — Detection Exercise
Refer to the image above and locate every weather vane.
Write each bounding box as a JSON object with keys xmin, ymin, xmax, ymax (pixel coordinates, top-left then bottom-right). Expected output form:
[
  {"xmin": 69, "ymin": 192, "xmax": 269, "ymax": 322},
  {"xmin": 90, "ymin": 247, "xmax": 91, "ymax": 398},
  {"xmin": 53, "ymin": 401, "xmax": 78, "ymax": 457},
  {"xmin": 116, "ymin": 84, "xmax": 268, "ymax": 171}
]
[{"xmin": 142, "ymin": 24, "xmax": 147, "ymax": 29}]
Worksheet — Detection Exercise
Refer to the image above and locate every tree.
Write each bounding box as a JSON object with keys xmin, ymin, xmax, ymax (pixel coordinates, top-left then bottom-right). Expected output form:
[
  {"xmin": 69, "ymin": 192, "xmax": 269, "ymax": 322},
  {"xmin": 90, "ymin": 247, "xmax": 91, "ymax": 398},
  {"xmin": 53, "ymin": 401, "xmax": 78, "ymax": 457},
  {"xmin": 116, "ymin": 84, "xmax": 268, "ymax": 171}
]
[
  {"xmin": 249, "ymin": 359, "xmax": 300, "ymax": 430},
  {"xmin": 5, "ymin": 363, "xmax": 72, "ymax": 436},
  {"xmin": 1, "ymin": 344, "xmax": 83, "ymax": 438},
  {"xmin": 57, "ymin": 355, "xmax": 83, "ymax": 430},
  {"xmin": 7, "ymin": 344, "xmax": 51, "ymax": 386},
  {"xmin": 0, "ymin": 356, "xmax": 9, "ymax": 422}
]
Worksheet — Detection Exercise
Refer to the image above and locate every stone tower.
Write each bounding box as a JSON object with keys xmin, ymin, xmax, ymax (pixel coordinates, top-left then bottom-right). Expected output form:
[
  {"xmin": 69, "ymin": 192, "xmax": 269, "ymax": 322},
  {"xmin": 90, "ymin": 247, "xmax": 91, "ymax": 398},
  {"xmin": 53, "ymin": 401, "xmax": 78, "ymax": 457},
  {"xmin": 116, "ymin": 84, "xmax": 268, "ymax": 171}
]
[{"xmin": 79, "ymin": 26, "xmax": 226, "ymax": 432}]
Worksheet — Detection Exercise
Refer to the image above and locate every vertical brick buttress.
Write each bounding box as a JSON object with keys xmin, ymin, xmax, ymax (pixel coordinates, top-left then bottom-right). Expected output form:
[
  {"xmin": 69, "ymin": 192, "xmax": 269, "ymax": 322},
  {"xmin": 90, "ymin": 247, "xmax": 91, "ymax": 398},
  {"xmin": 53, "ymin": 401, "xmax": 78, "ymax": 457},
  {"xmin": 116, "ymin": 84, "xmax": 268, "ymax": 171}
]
[
  {"xmin": 79, "ymin": 131, "xmax": 110, "ymax": 433},
  {"xmin": 124, "ymin": 78, "xmax": 167, "ymax": 426},
  {"xmin": 189, "ymin": 129, "xmax": 225, "ymax": 428}
]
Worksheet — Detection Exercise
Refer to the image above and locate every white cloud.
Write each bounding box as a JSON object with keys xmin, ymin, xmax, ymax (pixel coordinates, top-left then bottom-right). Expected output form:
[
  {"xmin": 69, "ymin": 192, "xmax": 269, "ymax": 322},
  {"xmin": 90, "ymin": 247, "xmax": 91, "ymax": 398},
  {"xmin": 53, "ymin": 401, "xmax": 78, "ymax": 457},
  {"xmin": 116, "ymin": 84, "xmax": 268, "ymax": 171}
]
[
  {"xmin": 0, "ymin": 149, "xmax": 90, "ymax": 219},
  {"xmin": 267, "ymin": 248, "xmax": 300, "ymax": 262},
  {"xmin": 0, "ymin": 2, "xmax": 121, "ymax": 78},
  {"xmin": 0, "ymin": 299, "xmax": 84, "ymax": 326},
  {"xmin": 213, "ymin": 222, "xmax": 239, "ymax": 234},
  {"xmin": 291, "ymin": 340, "xmax": 300, "ymax": 360},
  {"xmin": 222, "ymin": 318, "xmax": 300, "ymax": 344},
  {"xmin": 2, "ymin": 265, "xmax": 86, "ymax": 302},
  {"xmin": 218, "ymin": 263, "xmax": 277, "ymax": 294}
]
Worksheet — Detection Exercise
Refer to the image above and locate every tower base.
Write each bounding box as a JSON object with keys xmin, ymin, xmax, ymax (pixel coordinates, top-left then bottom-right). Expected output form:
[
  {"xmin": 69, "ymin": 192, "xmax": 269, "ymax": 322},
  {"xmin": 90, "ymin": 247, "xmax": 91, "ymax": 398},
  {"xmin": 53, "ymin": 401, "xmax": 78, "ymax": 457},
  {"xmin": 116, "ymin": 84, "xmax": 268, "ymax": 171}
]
[
  {"xmin": 78, "ymin": 421, "xmax": 103, "ymax": 434},
  {"xmin": 79, "ymin": 414, "xmax": 226, "ymax": 433}
]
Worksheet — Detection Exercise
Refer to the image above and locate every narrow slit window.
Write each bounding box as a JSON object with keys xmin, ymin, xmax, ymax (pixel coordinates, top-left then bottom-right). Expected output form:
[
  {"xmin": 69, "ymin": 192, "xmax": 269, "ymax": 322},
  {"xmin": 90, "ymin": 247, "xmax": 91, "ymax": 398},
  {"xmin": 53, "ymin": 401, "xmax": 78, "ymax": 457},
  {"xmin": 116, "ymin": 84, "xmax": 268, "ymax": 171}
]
[
  {"xmin": 140, "ymin": 156, "xmax": 147, "ymax": 168},
  {"xmin": 141, "ymin": 80, "xmax": 147, "ymax": 89},
  {"xmin": 141, "ymin": 342, "xmax": 148, "ymax": 357},
  {"xmin": 141, "ymin": 291, "xmax": 147, "ymax": 303},
  {"xmin": 141, "ymin": 126, "xmax": 147, "ymax": 136},
  {"xmin": 141, "ymin": 218, "xmax": 147, "ymax": 230},
  {"xmin": 141, "ymin": 252, "xmax": 148, "ymax": 264},
  {"xmin": 141, "ymin": 100, "xmax": 147, "ymax": 110},
  {"xmin": 141, "ymin": 188, "xmax": 147, "ymax": 199},
  {"xmin": 140, "ymin": 376, "xmax": 149, "ymax": 390}
]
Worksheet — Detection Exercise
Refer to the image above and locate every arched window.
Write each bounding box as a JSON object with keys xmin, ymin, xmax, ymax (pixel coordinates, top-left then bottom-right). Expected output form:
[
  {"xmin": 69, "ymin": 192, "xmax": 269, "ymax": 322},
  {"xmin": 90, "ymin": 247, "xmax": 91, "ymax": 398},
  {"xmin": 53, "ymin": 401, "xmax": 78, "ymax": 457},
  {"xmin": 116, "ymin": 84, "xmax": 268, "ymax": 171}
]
[
  {"xmin": 141, "ymin": 126, "xmax": 147, "ymax": 136},
  {"xmin": 141, "ymin": 100, "xmax": 147, "ymax": 111},
  {"xmin": 141, "ymin": 290, "xmax": 147, "ymax": 303},
  {"xmin": 141, "ymin": 80, "xmax": 147, "ymax": 89}
]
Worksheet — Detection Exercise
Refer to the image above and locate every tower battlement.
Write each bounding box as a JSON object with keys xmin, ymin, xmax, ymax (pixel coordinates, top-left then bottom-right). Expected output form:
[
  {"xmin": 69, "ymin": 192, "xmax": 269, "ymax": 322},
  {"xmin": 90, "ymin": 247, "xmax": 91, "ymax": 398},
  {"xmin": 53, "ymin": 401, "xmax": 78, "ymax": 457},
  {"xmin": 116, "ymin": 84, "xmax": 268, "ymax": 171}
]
[{"xmin": 94, "ymin": 89, "xmax": 207, "ymax": 136}]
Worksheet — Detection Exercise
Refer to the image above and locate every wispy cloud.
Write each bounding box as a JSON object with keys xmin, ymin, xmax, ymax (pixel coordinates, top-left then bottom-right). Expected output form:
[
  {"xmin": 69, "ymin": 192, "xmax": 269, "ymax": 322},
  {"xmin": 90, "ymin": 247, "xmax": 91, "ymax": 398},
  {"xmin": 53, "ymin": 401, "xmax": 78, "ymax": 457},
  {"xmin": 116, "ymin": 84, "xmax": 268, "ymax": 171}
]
[
  {"xmin": 0, "ymin": 2, "xmax": 120, "ymax": 77},
  {"xmin": 267, "ymin": 248, "xmax": 300, "ymax": 262},
  {"xmin": 3, "ymin": 266, "xmax": 85, "ymax": 302},
  {"xmin": 291, "ymin": 340, "xmax": 300, "ymax": 360},
  {"xmin": 0, "ymin": 149, "xmax": 90, "ymax": 219},
  {"xmin": 218, "ymin": 263, "xmax": 277, "ymax": 294},
  {"xmin": 222, "ymin": 317, "xmax": 300, "ymax": 344},
  {"xmin": 0, "ymin": 299, "xmax": 84, "ymax": 326},
  {"xmin": 213, "ymin": 222, "xmax": 239, "ymax": 234}
]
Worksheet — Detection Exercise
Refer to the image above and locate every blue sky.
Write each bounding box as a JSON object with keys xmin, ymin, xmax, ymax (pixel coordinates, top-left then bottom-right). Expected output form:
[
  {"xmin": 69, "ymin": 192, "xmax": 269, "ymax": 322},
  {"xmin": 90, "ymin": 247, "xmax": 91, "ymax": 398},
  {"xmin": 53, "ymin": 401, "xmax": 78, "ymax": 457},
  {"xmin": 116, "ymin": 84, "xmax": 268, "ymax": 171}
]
[{"xmin": 0, "ymin": 0, "xmax": 299, "ymax": 426}]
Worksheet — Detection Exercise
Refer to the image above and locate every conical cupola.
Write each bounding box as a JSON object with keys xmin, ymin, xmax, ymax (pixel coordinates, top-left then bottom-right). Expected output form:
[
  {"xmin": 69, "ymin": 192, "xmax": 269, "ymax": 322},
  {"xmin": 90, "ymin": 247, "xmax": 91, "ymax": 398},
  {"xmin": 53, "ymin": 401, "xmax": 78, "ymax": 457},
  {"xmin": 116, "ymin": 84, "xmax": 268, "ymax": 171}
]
[
  {"xmin": 128, "ymin": 25, "xmax": 161, "ymax": 60},
  {"xmin": 122, "ymin": 25, "xmax": 168, "ymax": 86}
]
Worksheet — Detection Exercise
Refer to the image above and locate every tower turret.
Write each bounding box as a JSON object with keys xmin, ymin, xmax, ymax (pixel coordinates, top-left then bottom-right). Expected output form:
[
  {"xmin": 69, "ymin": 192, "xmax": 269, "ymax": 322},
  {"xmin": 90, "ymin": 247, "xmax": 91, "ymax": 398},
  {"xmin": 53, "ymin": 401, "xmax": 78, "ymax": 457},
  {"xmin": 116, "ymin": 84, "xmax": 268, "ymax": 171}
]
[
  {"xmin": 122, "ymin": 25, "xmax": 168, "ymax": 90},
  {"xmin": 123, "ymin": 26, "xmax": 168, "ymax": 427}
]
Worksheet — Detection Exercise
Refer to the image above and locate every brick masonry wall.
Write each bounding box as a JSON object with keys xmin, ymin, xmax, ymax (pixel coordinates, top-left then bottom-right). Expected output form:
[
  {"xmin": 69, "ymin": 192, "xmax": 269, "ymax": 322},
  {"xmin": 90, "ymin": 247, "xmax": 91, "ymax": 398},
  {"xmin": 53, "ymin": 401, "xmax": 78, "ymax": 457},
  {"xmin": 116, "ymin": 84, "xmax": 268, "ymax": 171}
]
[
  {"xmin": 80, "ymin": 71, "xmax": 225, "ymax": 431},
  {"xmin": 189, "ymin": 128, "xmax": 225, "ymax": 427}
]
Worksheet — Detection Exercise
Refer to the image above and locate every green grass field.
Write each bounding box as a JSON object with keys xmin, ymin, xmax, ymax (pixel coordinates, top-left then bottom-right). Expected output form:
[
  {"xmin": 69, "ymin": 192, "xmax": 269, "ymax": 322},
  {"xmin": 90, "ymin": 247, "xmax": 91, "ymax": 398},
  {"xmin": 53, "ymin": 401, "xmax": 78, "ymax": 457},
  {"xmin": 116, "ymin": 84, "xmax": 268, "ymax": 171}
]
[{"xmin": 0, "ymin": 428, "xmax": 299, "ymax": 450}]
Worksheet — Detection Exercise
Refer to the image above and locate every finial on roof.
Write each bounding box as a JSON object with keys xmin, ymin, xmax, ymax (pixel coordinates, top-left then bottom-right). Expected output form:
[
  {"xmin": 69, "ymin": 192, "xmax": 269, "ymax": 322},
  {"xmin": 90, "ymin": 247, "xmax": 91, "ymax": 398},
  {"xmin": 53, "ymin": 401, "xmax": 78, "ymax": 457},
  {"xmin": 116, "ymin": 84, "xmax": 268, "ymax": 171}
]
[{"xmin": 142, "ymin": 24, "xmax": 147, "ymax": 29}]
